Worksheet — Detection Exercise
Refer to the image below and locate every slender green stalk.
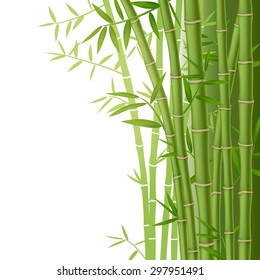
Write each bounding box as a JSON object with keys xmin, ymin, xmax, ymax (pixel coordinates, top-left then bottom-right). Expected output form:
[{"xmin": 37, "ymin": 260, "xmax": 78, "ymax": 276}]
[
  {"xmin": 103, "ymin": 0, "xmax": 150, "ymax": 259},
  {"xmin": 184, "ymin": 0, "xmax": 212, "ymax": 259},
  {"xmin": 121, "ymin": 0, "xmax": 188, "ymax": 260},
  {"xmin": 171, "ymin": 188, "xmax": 179, "ymax": 259},
  {"xmin": 175, "ymin": 0, "xmax": 183, "ymax": 52},
  {"xmin": 238, "ymin": 0, "xmax": 254, "ymax": 260},
  {"xmin": 160, "ymin": 0, "xmax": 198, "ymax": 260},
  {"xmin": 216, "ymin": 0, "xmax": 235, "ymax": 260}
]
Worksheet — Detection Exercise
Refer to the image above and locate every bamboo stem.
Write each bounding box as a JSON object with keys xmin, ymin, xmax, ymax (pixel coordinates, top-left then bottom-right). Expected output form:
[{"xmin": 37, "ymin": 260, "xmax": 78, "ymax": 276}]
[
  {"xmin": 238, "ymin": 0, "xmax": 253, "ymax": 260},
  {"xmin": 121, "ymin": 0, "xmax": 188, "ymax": 260},
  {"xmin": 160, "ymin": 0, "xmax": 198, "ymax": 260},
  {"xmin": 184, "ymin": 0, "xmax": 212, "ymax": 259}
]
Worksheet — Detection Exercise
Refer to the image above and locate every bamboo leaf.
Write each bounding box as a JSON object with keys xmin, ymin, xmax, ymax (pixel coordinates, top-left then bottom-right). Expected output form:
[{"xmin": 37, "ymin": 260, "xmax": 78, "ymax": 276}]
[
  {"xmin": 40, "ymin": 23, "xmax": 55, "ymax": 27},
  {"xmin": 88, "ymin": 45, "xmax": 93, "ymax": 61},
  {"xmin": 197, "ymin": 233, "xmax": 221, "ymax": 240},
  {"xmin": 183, "ymin": 77, "xmax": 192, "ymax": 103},
  {"xmin": 159, "ymin": 139, "xmax": 175, "ymax": 147},
  {"xmin": 91, "ymin": 96, "xmax": 107, "ymax": 104},
  {"xmin": 111, "ymin": 79, "xmax": 116, "ymax": 93},
  {"xmin": 131, "ymin": 1, "xmax": 160, "ymax": 9},
  {"xmin": 136, "ymin": 91, "xmax": 150, "ymax": 99},
  {"xmin": 159, "ymin": 152, "xmax": 177, "ymax": 159},
  {"xmin": 99, "ymin": 98, "xmax": 112, "ymax": 112},
  {"xmin": 90, "ymin": 65, "xmax": 96, "ymax": 80},
  {"xmin": 123, "ymin": 119, "xmax": 161, "ymax": 128},
  {"xmin": 201, "ymin": 247, "xmax": 225, "ymax": 260},
  {"xmin": 202, "ymin": 41, "xmax": 214, "ymax": 46},
  {"xmin": 73, "ymin": 15, "xmax": 84, "ymax": 30},
  {"xmin": 109, "ymin": 26, "xmax": 119, "ymax": 52},
  {"xmin": 66, "ymin": 4, "xmax": 79, "ymax": 16},
  {"xmin": 232, "ymin": 148, "xmax": 240, "ymax": 173},
  {"xmin": 110, "ymin": 103, "xmax": 146, "ymax": 116},
  {"xmin": 150, "ymin": 73, "xmax": 166, "ymax": 103},
  {"xmin": 55, "ymin": 24, "xmax": 59, "ymax": 41},
  {"xmin": 93, "ymin": 4, "xmax": 113, "ymax": 23},
  {"xmin": 97, "ymin": 27, "xmax": 107, "ymax": 53},
  {"xmin": 50, "ymin": 55, "xmax": 65, "ymax": 61},
  {"xmin": 109, "ymin": 240, "xmax": 126, "ymax": 248},
  {"xmin": 73, "ymin": 41, "xmax": 78, "ymax": 57},
  {"xmin": 99, "ymin": 54, "xmax": 113, "ymax": 64},
  {"xmin": 183, "ymin": 54, "xmax": 204, "ymax": 73},
  {"xmin": 66, "ymin": 21, "xmax": 72, "ymax": 37},
  {"xmin": 133, "ymin": 169, "xmax": 141, "ymax": 181},
  {"xmin": 204, "ymin": 80, "xmax": 227, "ymax": 85},
  {"xmin": 68, "ymin": 60, "xmax": 82, "ymax": 71},
  {"xmin": 49, "ymin": 7, "xmax": 56, "ymax": 22},
  {"xmin": 186, "ymin": 126, "xmax": 193, "ymax": 153},
  {"xmin": 154, "ymin": 218, "xmax": 178, "ymax": 226},
  {"xmin": 166, "ymin": 193, "xmax": 178, "ymax": 217},
  {"xmin": 196, "ymin": 217, "xmax": 219, "ymax": 233},
  {"xmin": 135, "ymin": 240, "xmax": 145, "ymax": 245},
  {"xmin": 253, "ymin": 153, "xmax": 260, "ymax": 158},
  {"xmin": 252, "ymin": 42, "xmax": 260, "ymax": 53},
  {"xmin": 142, "ymin": 82, "xmax": 153, "ymax": 94},
  {"xmin": 156, "ymin": 199, "xmax": 174, "ymax": 216},
  {"xmin": 234, "ymin": 225, "xmax": 240, "ymax": 233},
  {"xmin": 190, "ymin": 175, "xmax": 195, "ymax": 184},
  {"xmin": 204, "ymin": 11, "xmax": 215, "ymax": 25},
  {"xmin": 106, "ymin": 236, "xmax": 124, "ymax": 240},
  {"xmin": 254, "ymin": 117, "xmax": 260, "ymax": 144},
  {"xmin": 127, "ymin": 174, "xmax": 140, "ymax": 184},
  {"xmin": 196, "ymin": 95, "xmax": 221, "ymax": 105},
  {"xmin": 82, "ymin": 26, "xmax": 102, "ymax": 43},
  {"xmin": 169, "ymin": 3, "xmax": 181, "ymax": 28},
  {"xmin": 121, "ymin": 225, "xmax": 128, "ymax": 240},
  {"xmin": 114, "ymin": 60, "xmax": 121, "ymax": 70},
  {"xmin": 253, "ymin": 61, "xmax": 260, "ymax": 68},
  {"xmin": 123, "ymin": 21, "xmax": 132, "ymax": 49},
  {"xmin": 253, "ymin": 169, "xmax": 260, "ymax": 176},
  {"xmin": 149, "ymin": 13, "xmax": 159, "ymax": 38},
  {"xmin": 129, "ymin": 250, "xmax": 138, "ymax": 260},
  {"xmin": 204, "ymin": 48, "xmax": 211, "ymax": 71},
  {"xmin": 114, "ymin": 0, "xmax": 124, "ymax": 20},
  {"xmin": 107, "ymin": 92, "xmax": 139, "ymax": 98},
  {"xmin": 108, "ymin": 103, "xmax": 125, "ymax": 113}
]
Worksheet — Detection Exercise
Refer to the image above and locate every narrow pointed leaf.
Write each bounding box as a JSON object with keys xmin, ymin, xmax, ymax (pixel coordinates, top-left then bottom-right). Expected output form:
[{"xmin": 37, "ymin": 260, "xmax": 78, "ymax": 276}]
[
  {"xmin": 196, "ymin": 217, "xmax": 219, "ymax": 233},
  {"xmin": 107, "ymin": 92, "xmax": 138, "ymax": 98},
  {"xmin": 190, "ymin": 175, "xmax": 195, "ymax": 184},
  {"xmin": 68, "ymin": 60, "xmax": 82, "ymax": 71},
  {"xmin": 156, "ymin": 199, "xmax": 174, "ymax": 215},
  {"xmin": 129, "ymin": 250, "xmax": 138, "ymax": 260},
  {"xmin": 149, "ymin": 13, "xmax": 159, "ymax": 38},
  {"xmin": 186, "ymin": 126, "xmax": 193, "ymax": 153},
  {"xmin": 99, "ymin": 98, "xmax": 112, "ymax": 112},
  {"xmin": 123, "ymin": 21, "xmax": 131, "ymax": 49},
  {"xmin": 90, "ymin": 66, "xmax": 96, "ymax": 80},
  {"xmin": 159, "ymin": 139, "xmax": 175, "ymax": 147},
  {"xmin": 123, "ymin": 119, "xmax": 161, "ymax": 128},
  {"xmin": 106, "ymin": 236, "xmax": 123, "ymax": 240},
  {"xmin": 121, "ymin": 225, "xmax": 128, "ymax": 240},
  {"xmin": 154, "ymin": 218, "xmax": 178, "ymax": 226},
  {"xmin": 196, "ymin": 95, "xmax": 221, "ymax": 105},
  {"xmin": 82, "ymin": 26, "xmax": 102, "ymax": 43},
  {"xmin": 204, "ymin": 80, "xmax": 227, "ymax": 85},
  {"xmin": 166, "ymin": 193, "xmax": 178, "ymax": 217},
  {"xmin": 169, "ymin": 3, "xmax": 181, "ymax": 28},
  {"xmin": 196, "ymin": 233, "xmax": 221, "ymax": 240},
  {"xmin": 131, "ymin": 1, "xmax": 160, "ymax": 9},
  {"xmin": 114, "ymin": 0, "xmax": 124, "ymax": 20},
  {"xmin": 97, "ymin": 27, "xmax": 107, "ymax": 53},
  {"xmin": 127, "ymin": 175, "xmax": 140, "ymax": 184},
  {"xmin": 73, "ymin": 15, "xmax": 84, "ymax": 30},
  {"xmin": 253, "ymin": 61, "xmax": 260, "ymax": 68},
  {"xmin": 100, "ymin": 54, "xmax": 113, "ymax": 64},
  {"xmin": 253, "ymin": 169, "xmax": 260, "ymax": 176},
  {"xmin": 254, "ymin": 117, "xmax": 260, "ymax": 143},
  {"xmin": 93, "ymin": 4, "xmax": 113, "ymax": 23},
  {"xmin": 66, "ymin": 4, "xmax": 79, "ymax": 16},
  {"xmin": 201, "ymin": 247, "xmax": 225, "ymax": 260},
  {"xmin": 88, "ymin": 45, "xmax": 93, "ymax": 61},
  {"xmin": 91, "ymin": 96, "xmax": 107, "ymax": 104},
  {"xmin": 183, "ymin": 54, "xmax": 204, "ymax": 73},
  {"xmin": 50, "ymin": 55, "xmax": 65, "ymax": 61},
  {"xmin": 40, "ymin": 23, "xmax": 55, "ymax": 27},
  {"xmin": 232, "ymin": 148, "xmax": 240, "ymax": 173},
  {"xmin": 252, "ymin": 42, "xmax": 260, "ymax": 53},
  {"xmin": 55, "ymin": 24, "xmax": 59, "ymax": 41},
  {"xmin": 108, "ymin": 103, "xmax": 125, "ymax": 113},
  {"xmin": 159, "ymin": 152, "xmax": 177, "ymax": 159},
  {"xmin": 183, "ymin": 77, "xmax": 192, "ymax": 103},
  {"xmin": 204, "ymin": 47, "xmax": 211, "ymax": 71},
  {"xmin": 109, "ymin": 26, "xmax": 119, "ymax": 52},
  {"xmin": 49, "ymin": 7, "xmax": 56, "ymax": 22},
  {"xmin": 66, "ymin": 21, "xmax": 72, "ymax": 37},
  {"xmin": 110, "ymin": 103, "xmax": 146, "ymax": 116},
  {"xmin": 109, "ymin": 240, "xmax": 125, "ymax": 248},
  {"xmin": 150, "ymin": 73, "xmax": 166, "ymax": 103},
  {"xmin": 135, "ymin": 240, "xmax": 145, "ymax": 245}
]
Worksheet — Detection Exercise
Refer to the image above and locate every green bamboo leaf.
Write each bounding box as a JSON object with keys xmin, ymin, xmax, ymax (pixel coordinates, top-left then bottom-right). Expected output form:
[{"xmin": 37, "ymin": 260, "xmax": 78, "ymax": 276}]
[
  {"xmin": 183, "ymin": 54, "xmax": 204, "ymax": 73},
  {"xmin": 99, "ymin": 98, "xmax": 112, "ymax": 112},
  {"xmin": 147, "ymin": 33, "xmax": 153, "ymax": 47},
  {"xmin": 159, "ymin": 152, "xmax": 177, "ymax": 159},
  {"xmin": 202, "ymin": 41, "xmax": 214, "ymax": 46},
  {"xmin": 134, "ymin": 169, "xmax": 141, "ymax": 181},
  {"xmin": 73, "ymin": 41, "xmax": 78, "ymax": 57},
  {"xmin": 156, "ymin": 199, "xmax": 174, "ymax": 216},
  {"xmin": 68, "ymin": 60, "xmax": 82, "ymax": 71},
  {"xmin": 135, "ymin": 240, "xmax": 145, "ymax": 245},
  {"xmin": 88, "ymin": 45, "xmax": 93, "ymax": 61},
  {"xmin": 91, "ymin": 96, "xmax": 107, "ymax": 104},
  {"xmin": 142, "ymin": 82, "xmax": 153, "ymax": 94},
  {"xmin": 66, "ymin": 21, "xmax": 72, "ymax": 37},
  {"xmin": 232, "ymin": 148, "xmax": 240, "ymax": 173},
  {"xmin": 252, "ymin": 42, "xmax": 260, "ymax": 53},
  {"xmin": 201, "ymin": 247, "xmax": 225, "ymax": 260},
  {"xmin": 253, "ymin": 169, "xmax": 260, "ymax": 176},
  {"xmin": 50, "ymin": 55, "xmax": 65, "ymax": 61},
  {"xmin": 82, "ymin": 26, "xmax": 102, "ymax": 43},
  {"xmin": 73, "ymin": 15, "xmax": 84, "ymax": 30},
  {"xmin": 55, "ymin": 24, "xmax": 59, "ymax": 41},
  {"xmin": 114, "ymin": 60, "xmax": 121, "ymax": 70},
  {"xmin": 131, "ymin": 1, "xmax": 160, "ymax": 9},
  {"xmin": 190, "ymin": 175, "xmax": 195, "ymax": 184},
  {"xmin": 123, "ymin": 119, "xmax": 161, "ymax": 128},
  {"xmin": 97, "ymin": 27, "xmax": 107, "ymax": 53},
  {"xmin": 58, "ymin": 41, "xmax": 65, "ymax": 54},
  {"xmin": 108, "ymin": 103, "xmax": 125, "ymax": 113},
  {"xmin": 253, "ymin": 61, "xmax": 260, "ymax": 68},
  {"xmin": 154, "ymin": 218, "xmax": 178, "ymax": 226},
  {"xmin": 204, "ymin": 48, "xmax": 211, "ymax": 71},
  {"xmin": 150, "ymin": 73, "xmax": 166, "ymax": 103},
  {"xmin": 90, "ymin": 65, "xmax": 96, "ymax": 80},
  {"xmin": 253, "ymin": 153, "xmax": 260, "ymax": 157},
  {"xmin": 149, "ymin": 13, "xmax": 159, "ymax": 38},
  {"xmin": 66, "ymin": 4, "xmax": 79, "ymax": 16},
  {"xmin": 121, "ymin": 225, "xmax": 128, "ymax": 240},
  {"xmin": 234, "ymin": 225, "xmax": 240, "ymax": 233},
  {"xmin": 204, "ymin": 80, "xmax": 227, "ymax": 85},
  {"xmin": 40, "ymin": 23, "xmax": 55, "ymax": 27},
  {"xmin": 136, "ymin": 91, "xmax": 150, "ymax": 99},
  {"xmin": 204, "ymin": 11, "xmax": 215, "ymax": 25},
  {"xmin": 109, "ymin": 240, "xmax": 126, "ymax": 248},
  {"xmin": 123, "ymin": 21, "xmax": 132, "ymax": 49},
  {"xmin": 196, "ymin": 95, "xmax": 221, "ymax": 105},
  {"xmin": 166, "ymin": 193, "xmax": 178, "ymax": 217},
  {"xmin": 196, "ymin": 233, "xmax": 221, "ymax": 240},
  {"xmin": 186, "ymin": 127, "xmax": 193, "ymax": 153},
  {"xmin": 93, "ymin": 4, "xmax": 113, "ymax": 23},
  {"xmin": 127, "ymin": 174, "xmax": 141, "ymax": 184},
  {"xmin": 254, "ymin": 117, "xmax": 260, "ymax": 143},
  {"xmin": 183, "ymin": 77, "xmax": 192, "ymax": 103},
  {"xmin": 111, "ymin": 79, "xmax": 116, "ymax": 93},
  {"xmin": 184, "ymin": 74, "xmax": 204, "ymax": 79},
  {"xmin": 49, "ymin": 7, "xmax": 56, "ymax": 22},
  {"xmin": 196, "ymin": 217, "xmax": 219, "ymax": 233},
  {"xmin": 205, "ymin": 21, "xmax": 216, "ymax": 27},
  {"xmin": 107, "ymin": 92, "xmax": 139, "ymax": 98},
  {"xmin": 100, "ymin": 54, "xmax": 113, "ymax": 64},
  {"xmin": 129, "ymin": 250, "xmax": 138, "ymax": 260},
  {"xmin": 159, "ymin": 139, "xmax": 175, "ymax": 147},
  {"xmin": 109, "ymin": 26, "xmax": 119, "ymax": 52},
  {"xmin": 106, "ymin": 236, "xmax": 124, "ymax": 240},
  {"xmin": 169, "ymin": 3, "xmax": 181, "ymax": 28},
  {"xmin": 110, "ymin": 103, "xmax": 146, "ymax": 116},
  {"xmin": 114, "ymin": 0, "xmax": 124, "ymax": 20}
]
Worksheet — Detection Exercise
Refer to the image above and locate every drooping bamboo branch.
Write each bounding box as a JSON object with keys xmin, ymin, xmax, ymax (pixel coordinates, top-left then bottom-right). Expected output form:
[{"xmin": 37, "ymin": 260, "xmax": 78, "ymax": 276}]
[
  {"xmin": 121, "ymin": 0, "xmax": 188, "ymax": 260},
  {"xmin": 238, "ymin": 0, "xmax": 254, "ymax": 260},
  {"xmin": 184, "ymin": 0, "xmax": 212, "ymax": 259}
]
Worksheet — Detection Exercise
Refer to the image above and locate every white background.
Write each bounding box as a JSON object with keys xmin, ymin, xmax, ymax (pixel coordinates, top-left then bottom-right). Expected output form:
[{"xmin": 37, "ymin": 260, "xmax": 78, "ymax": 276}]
[{"xmin": 0, "ymin": 1, "xmax": 259, "ymax": 280}]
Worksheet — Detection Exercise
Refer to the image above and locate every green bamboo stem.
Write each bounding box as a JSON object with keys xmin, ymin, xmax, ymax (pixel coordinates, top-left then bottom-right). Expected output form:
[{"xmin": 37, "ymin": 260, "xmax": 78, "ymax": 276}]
[
  {"xmin": 171, "ymin": 188, "xmax": 179, "ymax": 260},
  {"xmin": 216, "ymin": 0, "xmax": 235, "ymax": 260},
  {"xmin": 121, "ymin": 0, "xmax": 188, "ymax": 260},
  {"xmin": 238, "ymin": 0, "xmax": 253, "ymax": 260},
  {"xmin": 103, "ymin": 0, "xmax": 150, "ymax": 259},
  {"xmin": 184, "ymin": 0, "xmax": 212, "ymax": 259},
  {"xmin": 175, "ymin": 0, "xmax": 183, "ymax": 52},
  {"xmin": 159, "ymin": 0, "xmax": 198, "ymax": 260}
]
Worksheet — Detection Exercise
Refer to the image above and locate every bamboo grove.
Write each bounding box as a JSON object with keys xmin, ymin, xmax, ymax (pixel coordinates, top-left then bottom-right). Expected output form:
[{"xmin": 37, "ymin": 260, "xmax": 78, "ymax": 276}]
[{"xmin": 41, "ymin": 0, "xmax": 260, "ymax": 260}]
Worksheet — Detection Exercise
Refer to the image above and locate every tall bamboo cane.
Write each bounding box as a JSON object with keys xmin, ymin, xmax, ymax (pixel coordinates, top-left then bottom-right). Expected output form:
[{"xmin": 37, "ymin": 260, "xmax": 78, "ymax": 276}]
[
  {"xmin": 184, "ymin": 0, "xmax": 212, "ymax": 259},
  {"xmin": 159, "ymin": 0, "xmax": 198, "ymax": 260},
  {"xmin": 238, "ymin": 0, "xmax": 254, "ymax": 260},
  {"xmin": 120, "ymin": 0, "xmax": 188, "ymax": 259}
]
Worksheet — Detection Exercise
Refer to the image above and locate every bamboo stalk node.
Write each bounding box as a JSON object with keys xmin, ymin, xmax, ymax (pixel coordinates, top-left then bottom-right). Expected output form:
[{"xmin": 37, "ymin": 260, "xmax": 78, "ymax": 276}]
[
  {"xmin": 238, "ymin": 240, "xmax": 252, "ymax": 243},
  {"xmin": 194, "ymin": 182, "xmax": 212, "ymax": 187},
  {"xmin": 221, "ymin": 146, "xmax": 232, "ymax": 150},
  {"xmin": 171, "ymin": 238, "xmax": 179, "ymax": 241},
  {"xmin": 173, "ymin": 175, "xmax": 181, "ymax": 181},
  {"xmin": 238, "ymin": 60, "xmax": 253, "ymax": 65},
  {"xmin": 117, "ymin": 36, "xmax": 121, "ymax": 40},
  {"xmin": 170, "ymin": 75, "xmax": 182, "ymax": 79},
  {"xmin": 184, "ymin": 202, "xmax": 194, "ymax": 207},
  {"xmin": 211, "ymin": 191, "xmax": 222, "ymax": 195},
  {"xmin": 148, "ymin": 237, "xmax": 156, "ymax": 240},
  {"xmin": 212, "ymin": 145, "xmax": 222, "ymax": 150},
  {"xmin": 149, "ymin": 200, "xmax": 157, "ymax": 203},
  {"xmin": 238, "ymin": 142, "xmax": 253, "ymax": 147},
  {"xmin": 164, "ymin": 184, "xmax": 172, "ymax": 187},
  {"xmin": 238, "ymin": 191, "xmax": 253, "ymax": 195},
  {"xmin": 164, "ymin": 28, "xmax": 175, "ymax": 33},
  {"xmin": 157, "ymin": 68, "xmax": 163, "ymax": 71},
  {"xmin": 158, "ymin": 29, "xmax": 164, "ymax": 33},
  {"xmin": 234, "ymin": 24, "xmax": 239, "ymax": 28},
  {"xmin": 184, "ymin": 19, "xmax": 202, "ymax": 25},
  {"xmin": 229, "ymin": 69, "xmax": 237, "ymax": 73},
  {"xmin": 219, "ymin": 107, "xmax": 232, "ymax": 111},
  {"xmin": 152, "ymin": 131, "xmax": 160, "ymax": 136},
  {"xmin": 131, "ymin": 18, "xmax": 140, "ymax": 24},
  {"xmin": 145, "ymin": 61, "xmax": 156, "ymax": 67},
  {"xmin": 165, "ymin": 133, "xmax": 176, "ymax": 138},
  {"xmin": 218, "ymin": 72, "xmax": 230, "ymax": 76},
  {"xmin": 216, "ymin": 29, "xmax": 227, "ymax": 33},
  {"xmin": 237, "ymin": 13, "xmax": 253, "ymax": 17},
  {"xmin": 141, "ymin": 184, "xmax": 148, "ymax": 188},
  {"xmin": 136, "ymin": 144, "xmax": 144, "ymax": 148},
  {"xmin": 149, "ymin": 163, "xmax": 157, "ymax": 168},
  {"xmin": 188, "ymin": 79, "xmax": 203, "ymax": 84},
  {"xmin": 172, "ymin": 114, "xmax": 184, "ymax": 118},
  {"xmin": 123, "ymin": 75, "xmax": 131, "ymax": 80},
  {"xmin": 188, "ymin": 249, "xmax": 199, "ymax": 253},
  {"xmin": 177, "ymin": 219, "xmax": 187, "ymax": 223},
  {"xmin": 223, "ymin": 186, "xmax": 234, "ymax": 190},
  {"xmin": 143, "ymin": 224, "xmax": 150, "ymax": 227},
  {"xmin": 224, "ymin": 231, "xmax": 235, "ymax": 235},
  {"xmin": 177, "ymin": 156, "xmax": 188, "ymax": 160},
  {"xmin": 155, "ymin": 96, "xmax": 167, "ymax": 101},
  {"xmin": 238, "ymin": 100, "xmax": 254, "ymax": 104},
  {"xmin": 191, "ymin": 128, "xmax": 210, "ymax": 133},
  {"xmin": 199, "ymin": 242, "xmax": 215, "ymax": 248}
]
